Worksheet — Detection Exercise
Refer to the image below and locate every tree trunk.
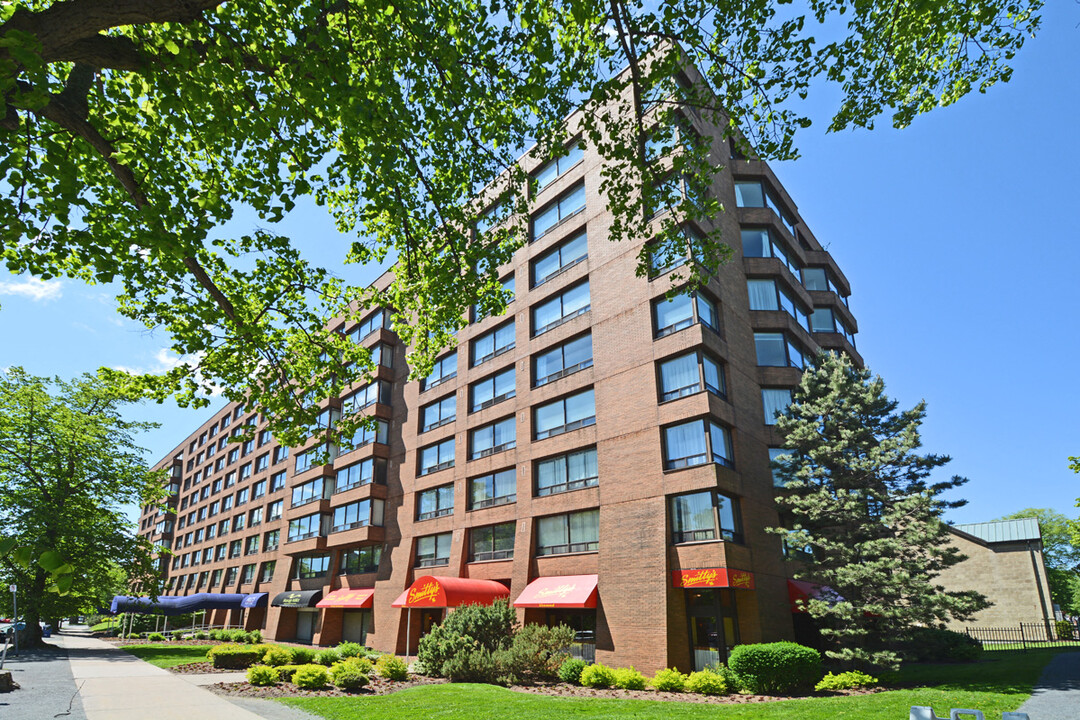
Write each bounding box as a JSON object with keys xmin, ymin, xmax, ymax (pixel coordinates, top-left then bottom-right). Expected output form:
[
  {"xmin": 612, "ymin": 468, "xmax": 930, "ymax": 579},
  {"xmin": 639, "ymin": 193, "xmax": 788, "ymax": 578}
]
[{"xmin": 20, "ymin": 568, "xmax": 47, "ymax": 648}]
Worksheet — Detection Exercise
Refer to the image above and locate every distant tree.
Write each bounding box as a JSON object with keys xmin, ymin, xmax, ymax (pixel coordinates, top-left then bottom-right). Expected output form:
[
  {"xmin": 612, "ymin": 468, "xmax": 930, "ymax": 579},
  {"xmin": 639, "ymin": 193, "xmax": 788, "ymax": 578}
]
[
  {"xmin": 995, "ymin": 508, "xmax": 1080, "ymax": 616},
  {"xmin": 0, "ymin": 368, "xmax": 165, "ymax": 646},
  {"xmin": 770, "ymin": 352, "xmax": 989, "ymax": 670}
]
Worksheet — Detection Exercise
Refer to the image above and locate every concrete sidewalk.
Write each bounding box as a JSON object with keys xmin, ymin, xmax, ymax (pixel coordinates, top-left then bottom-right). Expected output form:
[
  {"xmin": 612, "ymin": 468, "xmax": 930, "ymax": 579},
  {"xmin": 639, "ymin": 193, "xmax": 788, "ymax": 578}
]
[{"xmin": 1017, "ymin": 651, "xmax": 1080, "ymax": 720}]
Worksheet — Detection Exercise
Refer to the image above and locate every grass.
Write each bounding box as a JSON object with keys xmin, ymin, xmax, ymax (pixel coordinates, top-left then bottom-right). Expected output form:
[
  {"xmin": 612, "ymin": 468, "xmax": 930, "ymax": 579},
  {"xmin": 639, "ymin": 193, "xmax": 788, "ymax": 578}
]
[
  {"xmin": 278, "ymin": 649, "xmax": 1070, "ymax": 720},
  {"xmin": 121, "ymin": 643, "xmax": 214, "ymax": 668},
  {"xmin": 88, "ymin": 618, "xmax": 121, "ymax": 632}
]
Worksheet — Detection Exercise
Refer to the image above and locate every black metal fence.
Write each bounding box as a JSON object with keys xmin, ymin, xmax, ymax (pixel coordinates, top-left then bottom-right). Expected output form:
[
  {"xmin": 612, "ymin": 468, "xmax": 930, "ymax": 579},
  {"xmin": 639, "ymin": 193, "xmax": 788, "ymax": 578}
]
[{"xmin": 966, "ymin": 620, "xmax": 1080, "ymax": 651}]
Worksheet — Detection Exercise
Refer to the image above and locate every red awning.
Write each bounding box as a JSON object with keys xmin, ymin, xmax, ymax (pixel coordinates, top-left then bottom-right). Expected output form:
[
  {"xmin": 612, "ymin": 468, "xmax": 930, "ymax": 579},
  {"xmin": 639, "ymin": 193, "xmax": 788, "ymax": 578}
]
[
  {"xmin": 391, "ymin": 576, "xmax": 510, "ymax": 608},
  {"xmin": 787, "ymin": 579, "xmax": 836, "ymax": 612},
  {"xmin": 513, "ymin": 575, "xmax": 598, "ymax": 608},
  {"xmin": 316, "ymin": 588, "xmax": 375, "ymax": 609}
]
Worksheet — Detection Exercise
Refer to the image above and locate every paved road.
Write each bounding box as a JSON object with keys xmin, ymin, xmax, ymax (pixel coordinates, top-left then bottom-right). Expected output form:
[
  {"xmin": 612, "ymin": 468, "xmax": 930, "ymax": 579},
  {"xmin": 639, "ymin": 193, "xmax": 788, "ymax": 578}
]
[
  {"xmin": 1017, "ymin": 651, "xmax": 1080, "ymax": 720},
  {"xmin": 0, "ymin": 637, "xmax": 87, "ymax": 720}
]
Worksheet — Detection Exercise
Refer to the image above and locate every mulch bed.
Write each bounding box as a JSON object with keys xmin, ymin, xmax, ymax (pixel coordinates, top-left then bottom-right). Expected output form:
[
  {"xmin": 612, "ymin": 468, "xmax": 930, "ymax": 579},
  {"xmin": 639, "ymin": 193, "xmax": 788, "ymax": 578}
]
[
  {"xmin": 103, "ymin": 638, "xmax": 222, "ymax": 647},
  {"xmin": 508, "ymin": 683, "xmax": 884, "ymax": 704},
  {"xmin": 206, "ymin": 675, "xmax": 447, "ymax": 698},
  {"xmin": 169, "ymin": 662, "xmax": 221, "ymax": 674}
]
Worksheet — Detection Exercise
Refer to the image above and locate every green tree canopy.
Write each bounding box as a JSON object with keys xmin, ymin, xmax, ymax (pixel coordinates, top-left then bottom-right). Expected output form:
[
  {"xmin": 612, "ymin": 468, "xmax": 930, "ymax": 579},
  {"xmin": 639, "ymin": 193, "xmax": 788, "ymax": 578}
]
[
  {"xmin": 0, "ymin": 0, "xmax": 1042, "ymax": 446},
  {"xmin": 770, "ymin": 352, "xmax": 988, "ymax": 670},
  {"xmin": 0, "ymin": 367, "xmax": 164, "ymax": 646}
]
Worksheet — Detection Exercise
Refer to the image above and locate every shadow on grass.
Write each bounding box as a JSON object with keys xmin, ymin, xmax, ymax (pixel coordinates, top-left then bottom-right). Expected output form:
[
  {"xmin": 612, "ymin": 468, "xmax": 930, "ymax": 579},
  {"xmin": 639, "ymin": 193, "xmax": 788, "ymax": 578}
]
[{"xmin": 891, "ymin": 648, "xmax": 1076, "ymax": 695}]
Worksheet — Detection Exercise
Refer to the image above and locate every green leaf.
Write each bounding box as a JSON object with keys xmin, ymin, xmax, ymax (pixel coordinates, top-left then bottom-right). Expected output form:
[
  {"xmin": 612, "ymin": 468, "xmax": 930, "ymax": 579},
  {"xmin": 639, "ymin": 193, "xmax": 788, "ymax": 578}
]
[{"xmin": 38, "ymin": 550, "xmax": 67, "ymax": 572}]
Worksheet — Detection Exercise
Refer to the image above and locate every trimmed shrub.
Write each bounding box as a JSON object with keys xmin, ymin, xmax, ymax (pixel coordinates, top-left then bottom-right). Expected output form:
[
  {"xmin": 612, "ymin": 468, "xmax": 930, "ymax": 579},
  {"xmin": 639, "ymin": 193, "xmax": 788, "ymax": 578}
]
[
  {"xmin": 650, "ymin": 668, "xmax": 687, "ymax": 692},
  {"xmin": 579, "ymin": 663, "xmax": 617, "ymax": 688},
  {"xmin": 290, "ymin": 647, "xmax": 316, "ymax": 665},
  {"xmin": 1057, "ymin": 620, "xmax": 1076, "ymax": 640},
  {"xmin": 206, "ymin": 643, "xmax": 265, "ymax": 669},
  {"xmin": 336, "ymin": 642, "xmax": 364, "ymax": 658},
  {"xmin": 815, "ymin": 670, "xmax": 878, "ymax": 692},
  {"xmin": 494, "ymin": 624, "xmax": 576, "ymax": 685},
  {"xmin": 442, "ymin": 645, "xmax": 499, "ymax": 683},
  {"xmin": 330, "ymin": 661, "xmax": 371, "ymax": 690},
  {"xmin": 728, "ymin": 642, "xmax": 822, "ymax": 695},
  {"xmin": 558, "ymin": 658, "xmax": 588, "ymax": 685},
  {"xmin": 293, "ymin": 664, "xmax": 330, "ymax": 689},
  {"xmin": 685, "ymin": 669, "xmax": 727, "ymax": 695},
  {"xmin": 898, "ymin": 628, "xmax": 983, "ymax": 663},
  {"xmin": 275, "ymin": 665, "xmax": 300, "ymax": 682},
  {"xmin": 375, "ymin": 654, "xmax": 408, "ymax": 681},
  {"xmin": 613, "ymin": 667, "xmax": 647, "ymax": 690},
  {"xmin": 247, "ymin": 665, "xmax": 279, "ymax": 686},
  {"xmin": 194, "ymin": 631, "xmax": 209, "ymax": 640},
  {"xmin": 126, "ymin": 633, "xmax": 141, "ymax": 639},
  {"xmin": 248, "ymin": 629, "xmax": 262, "ymax": 644},
  {"xmin": 147, "ymin": 633, "xmax": 167, "ymax": 642},
  {"xmin": 315, "ymin": 648, "xmax": 342, "ymax": 666},
  {"xmin": 262, "ymin": 646, "xmax": 293, "ymax": 667},
  {"xmin": 716, "ymin": 664, "xmax": 744, "ymax": 693}
]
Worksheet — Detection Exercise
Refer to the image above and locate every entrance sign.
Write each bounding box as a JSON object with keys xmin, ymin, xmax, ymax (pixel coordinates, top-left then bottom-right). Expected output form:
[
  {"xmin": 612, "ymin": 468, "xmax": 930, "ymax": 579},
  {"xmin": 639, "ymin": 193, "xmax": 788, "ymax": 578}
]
[{"xmin": 671, "ymin": 568, "xmax": 755, "ymax": 590}]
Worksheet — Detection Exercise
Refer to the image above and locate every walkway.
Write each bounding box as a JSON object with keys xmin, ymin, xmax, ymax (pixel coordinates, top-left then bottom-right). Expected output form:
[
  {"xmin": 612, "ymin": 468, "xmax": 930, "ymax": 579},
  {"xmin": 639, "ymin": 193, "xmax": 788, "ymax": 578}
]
[
  {"xmin": 1, "ymin": 630, "xmax": 318, "ymax": 720},
  {"xmin": 1017, "ymin": 651, "xmax": 1080, "ymax": 720}
]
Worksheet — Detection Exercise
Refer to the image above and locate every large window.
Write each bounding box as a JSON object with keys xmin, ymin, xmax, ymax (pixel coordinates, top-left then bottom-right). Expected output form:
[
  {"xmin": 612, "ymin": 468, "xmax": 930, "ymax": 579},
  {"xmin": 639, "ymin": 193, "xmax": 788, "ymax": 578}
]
[
  {"xmin": 264, "ymin": 529, "xmax": 280, "ymax": 552},
  {"xmin": 473, "ymin": 276, "xmax": 516, "ymax": 322},
  {"xmin": 532, "ymin": 232, "xmax": 588, "ymax": 287},
  {"xmin": 741, "ymin": 227, "xmax": 801, "ymax": 278},
  {"xmin": 419, "ymin": 438, "xmax": 455, "ymax": 476},
  {"xmin": 336, "ymin": 457, "xmax": 387, "ymax": 492},
  {"xmin": 802, "ymin": 267, "xmax": 831, "ymax": 292},
  {"xmin": 295, "ymin": 443, "xmax": 336, "ymax": 473},
  {"xmin": 270, "ymin": 471, "xmax": 287, "ymax": 493},
  {"xmin": 415, "ymin": 533, "xmax": 452, "ymax": 567},
  {"xmin": 536, "ymin": 447, "xmax": 598, "ymax": 496},
  {"xmin": 536, "ymin": 509, "xmax": 599, "ymax": 556},
  {"xmin": 421, "ymin": 352, "xmax": 457, "ymax": 391},
  {"xmin": 295, "ymin": 554, "xmax": 331, "ymax": 579},
  {"xmin": 471, "ymin": 522, "xmax": 515, "ymax": 562},
  {"xmin": 421, "ymin": 395, "xmax": 456, "ymax": 433},
  {"xmin": 348, "ymin": 310, "xmax": 387, "ymax": 343},
  {"xmin": 653, "ymin": 292, "xmax": 718, "ymax": 337},
  {"xmin": 267, "ymin": 500, "xmax": 283, "ymax": 521},
  {"xmin": 658, "ymin": 352, "xmax": 725, "ymax": 402},
  {"xmin": 470, "ymin": 367, "xmax": 516, "ymax": 412},
  {"xmin": 331, "ymin": 498, "xmax": 385, "ymax": 532},
  {"xmin": 260, "ymin": 560, "xmax": 276, "ymax": 583},
  {"xmin": 535, "ymin": 388, "xmax": 595, "ymax": 440},
  {"xmin": 469, "ymin": 469, "xmax": 517, "ymax": 509},
  {"xmin": 747, "ymin": 279, "xmax": 809, "ymax": 331},
  {"xmin": 734, "ymin": 180, "xmax": 797, "ymax": 238},
  {"xmin": 532, "ymin": 281, "xmax": 590, "ymax": 336},
  {"xmin": 340, "ymin": 545, "xmax": 381, "ymax": 575},
  {"xmin": 343, "ymin": 380, "xmax": 391, "ymax": 411},
  {"xmin": 670, "ymin": 490, "xmax": 742, "ymax": 544},
  {"xmin": 371, "ymin": 342, "xmax": 394, "ymax": 368},
  {"xmin": 663, "ymin": 419, "xmax": 733, "ymax": 469},
  {"xmin": 768, "ymin": 447, "xmax": 793, "ymax": 487},
  {"xmin": 287, "ymin": 512, "xmax": 327, "ymax": 542},
  {"xmin": 761, "ymin": 388, "xmax": 793, "ymax": 425},
  {"xmin": 350, "ymin": 419, "xmax": 389, "ymax": 449},
  {"xmin": 754, "ymin": 332, "xmax": 805, "ymax": 368},
  {"xmin": 417, "ymin": 485, "xmax": 455, "ymax": 521},
  {"xmin": 810, "ymin": 308, "xmax": 857, "ymax": 346},
  {"xmin": 292, "ymin": 477, "xmax": 327, "ymax": 508},
  {"xmin": 471, "ymin": 321, "xmax": 515, "ymax": 367},
  {"xmin": 533, "ymin": 141, "xmax": 584, "ymax": 193},
  {"xmin": 532, "ymin": 184, "xmax": 586, "ymax": 241},
  {"xmin": 534, "ymin": 333, "xmax": 593, "ymax": 387},
  {"xmin": 470, "ymin": 417, "xmax": 516, "ymax": 459}
]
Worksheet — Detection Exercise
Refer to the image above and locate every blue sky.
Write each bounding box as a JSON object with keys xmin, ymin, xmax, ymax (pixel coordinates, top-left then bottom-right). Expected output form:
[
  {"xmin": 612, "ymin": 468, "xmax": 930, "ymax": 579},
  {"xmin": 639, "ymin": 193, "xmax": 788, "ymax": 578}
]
[{"xmin": 1, "ymin": 4, "xmax": 1076, "ymax": 525}]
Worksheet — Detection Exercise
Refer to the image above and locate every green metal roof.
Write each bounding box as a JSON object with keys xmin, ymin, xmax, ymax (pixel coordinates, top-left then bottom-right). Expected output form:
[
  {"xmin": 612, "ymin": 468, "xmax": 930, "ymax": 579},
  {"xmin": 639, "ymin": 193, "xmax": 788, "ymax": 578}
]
[{"xmin": 953, "ymin": 518, "xmax": 1041, "ymax": 544}]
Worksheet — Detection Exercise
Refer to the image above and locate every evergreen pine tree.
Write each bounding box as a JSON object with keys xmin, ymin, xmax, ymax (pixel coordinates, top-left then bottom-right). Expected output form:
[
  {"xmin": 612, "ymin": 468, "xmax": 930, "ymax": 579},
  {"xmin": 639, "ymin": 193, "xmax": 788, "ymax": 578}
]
[{"xmin": 770, "ymin": 352, "xmax": 988, "ymax": 669}]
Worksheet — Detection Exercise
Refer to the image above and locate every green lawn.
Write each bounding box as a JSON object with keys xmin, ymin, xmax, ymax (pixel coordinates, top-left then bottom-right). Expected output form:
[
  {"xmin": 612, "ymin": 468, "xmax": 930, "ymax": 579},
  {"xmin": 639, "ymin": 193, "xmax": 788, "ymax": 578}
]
[
  {"xmin": 279, "ymin": 650, "xmax": 1067, "ymax": 720},
  {"xmin": 89, "ymin": 619, "xmax": 121, "ymax": 632},
  {"xmin": 121, "ymin": 644, "xmax": 214, "ymax": 668}
]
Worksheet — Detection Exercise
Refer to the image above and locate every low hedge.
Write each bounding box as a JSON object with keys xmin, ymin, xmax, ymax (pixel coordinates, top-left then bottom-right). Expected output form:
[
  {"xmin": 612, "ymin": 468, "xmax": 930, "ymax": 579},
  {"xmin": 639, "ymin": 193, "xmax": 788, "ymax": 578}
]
[
  {"xmin": 206, "ymin": 643, "xmax": 267, "ymax": 669},
  {"xmin": 375, "ymin": 654, "xmax": 408, "ymax": 681},
  {"xmin": 293, "ymin": 664, "xmax": 330, "ymax": 690}
]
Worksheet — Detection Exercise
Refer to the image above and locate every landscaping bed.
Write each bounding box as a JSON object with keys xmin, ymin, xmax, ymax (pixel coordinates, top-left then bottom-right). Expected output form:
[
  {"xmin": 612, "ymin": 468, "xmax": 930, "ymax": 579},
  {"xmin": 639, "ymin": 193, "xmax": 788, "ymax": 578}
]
[
  {"xmin": 506, "ymin": 682, "xmax": 883, "ymax": 704},
  {"xmin": 207, "ymin": 675, "xmax": 446, "ymax": 699}
]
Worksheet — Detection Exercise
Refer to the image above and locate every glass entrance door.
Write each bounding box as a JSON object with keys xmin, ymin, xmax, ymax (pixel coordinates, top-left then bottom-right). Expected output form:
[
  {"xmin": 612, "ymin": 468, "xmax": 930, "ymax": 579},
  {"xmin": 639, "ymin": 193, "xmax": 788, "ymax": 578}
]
[{"xmin": 685, "ymin": 588, "xmax": 739, "ymax": 670}]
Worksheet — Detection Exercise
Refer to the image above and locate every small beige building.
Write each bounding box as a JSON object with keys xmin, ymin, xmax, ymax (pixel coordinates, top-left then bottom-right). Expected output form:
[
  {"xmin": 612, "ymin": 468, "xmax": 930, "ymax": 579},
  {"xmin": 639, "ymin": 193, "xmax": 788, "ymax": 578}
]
[{"xmin": 938, "ymin": 518, "xmax": 1054, "ymax": 629}]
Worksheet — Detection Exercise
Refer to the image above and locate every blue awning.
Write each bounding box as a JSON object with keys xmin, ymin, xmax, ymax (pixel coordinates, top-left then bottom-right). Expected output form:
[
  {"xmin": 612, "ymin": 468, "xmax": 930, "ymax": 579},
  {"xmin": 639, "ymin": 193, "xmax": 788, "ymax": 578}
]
[
  {"xmin": 110, "ymin": 593, "xmax": 248, "ymax": 616},
  {"xmin": 241, "ymin": 593, "xmax": 268, "ymax": 608}
]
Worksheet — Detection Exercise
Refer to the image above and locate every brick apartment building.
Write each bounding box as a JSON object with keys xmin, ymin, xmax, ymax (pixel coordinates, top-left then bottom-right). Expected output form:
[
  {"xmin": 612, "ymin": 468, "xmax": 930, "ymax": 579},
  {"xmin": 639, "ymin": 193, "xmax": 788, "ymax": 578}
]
[{"xmin": 136, "ymin": 67, "xmax": 860, "ymax": 673}]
